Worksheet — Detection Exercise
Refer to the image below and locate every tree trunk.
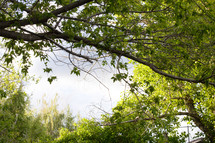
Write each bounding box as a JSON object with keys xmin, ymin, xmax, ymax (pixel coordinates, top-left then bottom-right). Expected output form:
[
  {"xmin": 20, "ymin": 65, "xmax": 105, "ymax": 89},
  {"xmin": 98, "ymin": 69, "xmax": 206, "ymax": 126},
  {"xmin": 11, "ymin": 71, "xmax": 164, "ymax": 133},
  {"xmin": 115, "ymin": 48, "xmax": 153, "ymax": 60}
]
[{"xmin": 184, "ymin": 95, "xmax": 215, "ymax": 142}]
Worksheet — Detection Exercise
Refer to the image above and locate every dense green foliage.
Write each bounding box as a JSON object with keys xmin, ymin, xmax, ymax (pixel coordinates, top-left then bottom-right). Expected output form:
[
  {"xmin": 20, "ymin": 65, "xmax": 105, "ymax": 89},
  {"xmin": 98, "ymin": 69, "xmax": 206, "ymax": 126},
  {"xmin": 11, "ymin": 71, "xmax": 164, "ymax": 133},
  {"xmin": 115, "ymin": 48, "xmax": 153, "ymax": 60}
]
[
  {"xmin": 0, "ymin": 66, "xmax": 75, "ymax": 142},
  {"xmin": 0, "ymin": 66, "xmax": 45, "ymax": 142},
  {"xmin": 110, "ymin": 65, "xmax": 214, "ymax": 142},
  {"xmin": 55, "ymin": 116, "xmax": 187, "ymax": 143},
  {"xmin": 55, "ymin": 65, "xmax": 215, "ymax": 142},
  {"xmin": 0, "ymin": 0, "xmax": 215, "ymax": 142},
  {"xmin": 0, "ymin": 0, "xmax": 214, "ymax": 85}
]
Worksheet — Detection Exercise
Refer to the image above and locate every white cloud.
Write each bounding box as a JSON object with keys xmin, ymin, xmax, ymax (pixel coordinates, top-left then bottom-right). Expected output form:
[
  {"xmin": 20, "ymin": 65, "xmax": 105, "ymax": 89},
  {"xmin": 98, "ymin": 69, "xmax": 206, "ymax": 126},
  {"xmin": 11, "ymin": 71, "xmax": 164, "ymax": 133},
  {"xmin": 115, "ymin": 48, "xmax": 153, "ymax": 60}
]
[{"xmin": 25, "ymin": 56, "xmax": 125, "ymax": 118}]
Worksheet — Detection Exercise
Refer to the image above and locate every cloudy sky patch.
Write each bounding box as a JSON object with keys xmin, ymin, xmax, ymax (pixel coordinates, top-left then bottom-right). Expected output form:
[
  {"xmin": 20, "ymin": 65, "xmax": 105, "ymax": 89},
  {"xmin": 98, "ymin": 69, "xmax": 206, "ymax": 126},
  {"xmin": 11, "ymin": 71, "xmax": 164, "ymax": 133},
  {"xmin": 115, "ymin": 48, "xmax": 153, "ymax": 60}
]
[{"xmin": 26, "ymin": 56, "xmax": 125, "ymax": 118}]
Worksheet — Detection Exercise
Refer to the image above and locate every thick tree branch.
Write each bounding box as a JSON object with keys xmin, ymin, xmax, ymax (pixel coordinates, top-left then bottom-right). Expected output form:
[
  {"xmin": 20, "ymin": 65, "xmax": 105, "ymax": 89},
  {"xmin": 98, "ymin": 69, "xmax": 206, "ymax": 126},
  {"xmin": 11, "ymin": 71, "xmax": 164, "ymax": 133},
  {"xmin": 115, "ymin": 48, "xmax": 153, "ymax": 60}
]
[
  {"xmin": 0, "ymin": 29, "xmax": 67, "ymax": 41},
  {"xmin": 0, "ymin": 0, "xmax": 93, "ymax": 29},
  {"xmin": 1, "ymin": 28, "xmax": 214, "ymax": 86},
  {"xmin": 52, "ymin": 0, "xmax": 93, "ymax": 15},
  {"xmin": 184, "ymin": 95, "xmax": 215, "ymax": 141}
]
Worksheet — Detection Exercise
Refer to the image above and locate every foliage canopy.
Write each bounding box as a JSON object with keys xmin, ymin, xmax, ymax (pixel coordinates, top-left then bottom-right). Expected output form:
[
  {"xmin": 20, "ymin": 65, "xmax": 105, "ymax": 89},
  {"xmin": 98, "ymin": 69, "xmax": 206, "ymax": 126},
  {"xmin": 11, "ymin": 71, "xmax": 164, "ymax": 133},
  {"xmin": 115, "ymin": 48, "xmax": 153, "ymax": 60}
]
[{"xmin": 0, "ymin": 0, "xmax": 214, "ymax": 85}]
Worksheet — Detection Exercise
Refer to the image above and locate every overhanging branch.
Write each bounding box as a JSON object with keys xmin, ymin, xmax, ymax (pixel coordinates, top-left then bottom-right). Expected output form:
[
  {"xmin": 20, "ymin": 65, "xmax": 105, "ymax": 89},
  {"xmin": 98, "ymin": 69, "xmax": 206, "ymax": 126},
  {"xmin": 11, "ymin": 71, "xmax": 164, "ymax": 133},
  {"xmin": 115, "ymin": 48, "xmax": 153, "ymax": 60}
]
[
  {"xmin": 0, "ymin": 29, "xmax": 66, "ymax": 41},
  {"xmin": 72, "ymin": 35, "xmax": 215, "ymax": 87},
  {"xmin": 0, "ymin": 0, "xmax": 93, "ymax": 29},
  {"xmin": 18, "ymin": 27, "xmax": 98, "ymax": 63},
  {"xmin": 1, "ymin": 28, "xmax": 214, "ymax": 86}
]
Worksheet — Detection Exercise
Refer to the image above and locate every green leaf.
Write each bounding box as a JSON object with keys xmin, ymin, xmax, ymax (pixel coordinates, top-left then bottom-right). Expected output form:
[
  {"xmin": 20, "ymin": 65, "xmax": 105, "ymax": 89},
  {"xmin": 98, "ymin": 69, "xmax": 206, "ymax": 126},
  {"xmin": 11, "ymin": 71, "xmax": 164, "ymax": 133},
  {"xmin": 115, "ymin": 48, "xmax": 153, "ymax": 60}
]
[
  {"xmin": 70, "ymin": 67, "xmax": 80, "ymax": 76},
  {"xmin": 43, "ymin": 67, "xmax": 52, "ymax": 73},
  {"xmin": 47, "ymin": 76, "xmax": 57, "ymax": 84}
]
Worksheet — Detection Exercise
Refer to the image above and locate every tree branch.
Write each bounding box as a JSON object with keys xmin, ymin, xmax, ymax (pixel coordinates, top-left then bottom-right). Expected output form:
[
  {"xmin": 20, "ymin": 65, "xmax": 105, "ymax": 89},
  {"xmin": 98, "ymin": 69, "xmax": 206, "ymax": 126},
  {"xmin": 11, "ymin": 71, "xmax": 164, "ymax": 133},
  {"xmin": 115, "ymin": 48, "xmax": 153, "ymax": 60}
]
[
  {"xmin": 51, "ymin": 0, "xmax": 93, "ymax": 16},
  {"xmin": 0, "ymin": 0, "xmax": 93, "ymax": 29},
  {"xmin": 0, "ymin": 29, "xmax": 67, "ymax": 41},
  {"xmin": 184, "ymin": 95, "xmax": 215, "ymax": 141},
  {"xmin": 58, "ymin": 16, "xmax": 124, "ymax": 30},
  {"xmin": 18, "ymin": 27, "xmax": 97, "ymax": 63},
  {"xmin": 72, "ymin": 35, "xmax": 215, "ymax": 87},
  {"xmin": 101, "ymin": 112, "xmax": 197, "ymax": 126},
  {"xmin": 1, "ymin": 28, "xmax": 214, "ymax": 86}
]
